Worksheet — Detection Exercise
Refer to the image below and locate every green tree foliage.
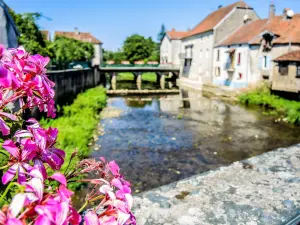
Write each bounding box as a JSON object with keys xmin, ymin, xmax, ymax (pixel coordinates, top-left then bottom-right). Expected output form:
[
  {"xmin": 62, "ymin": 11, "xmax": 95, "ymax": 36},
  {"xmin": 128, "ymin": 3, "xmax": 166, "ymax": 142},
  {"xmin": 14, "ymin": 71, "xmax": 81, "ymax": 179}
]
[
  {"xmin": 123, "ymin": 34, "xmax": 156, "ymax": 63},
  {"xmin": 157, "ymin": 24, "xmax": 166, "ymax": 42},
  {"xmin": 9, "ymin": 11, "xmax": 48, "ymax": 55},
  {"xmin": 113, "ymin": 51, "xmax": 126, "ymax": 64},
  {"xmin": 48, "ymin": 36, "xmax": 94, "ymax": 69},
  {"xmin": 103, "ymin": 49, "xmax": 114, "ymax": 62}
]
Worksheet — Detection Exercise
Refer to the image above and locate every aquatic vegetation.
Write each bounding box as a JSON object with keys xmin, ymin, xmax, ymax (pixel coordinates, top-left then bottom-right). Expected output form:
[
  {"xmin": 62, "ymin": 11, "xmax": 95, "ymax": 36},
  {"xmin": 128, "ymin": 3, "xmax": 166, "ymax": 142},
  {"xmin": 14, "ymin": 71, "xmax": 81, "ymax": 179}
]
[
  {"xmin": 0, "ymin": 45, "xmax": 135, "ymax": 225},
  {"xmin": 239, "ymin": 86, "xmax": 300, "ymax": 124}
]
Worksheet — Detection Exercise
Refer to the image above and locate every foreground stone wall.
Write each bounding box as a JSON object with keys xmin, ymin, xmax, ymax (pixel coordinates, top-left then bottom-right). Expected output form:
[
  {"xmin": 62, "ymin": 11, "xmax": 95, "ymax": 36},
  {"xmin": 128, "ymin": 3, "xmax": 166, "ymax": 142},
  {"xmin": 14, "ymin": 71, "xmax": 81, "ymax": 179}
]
[
  {"xmin": 133, "ymin": 145, "xmax": 300, "ymax": 225},
  {"xmin": 47, "ymin": 68, "xmax": 102, "ymax": 105}
]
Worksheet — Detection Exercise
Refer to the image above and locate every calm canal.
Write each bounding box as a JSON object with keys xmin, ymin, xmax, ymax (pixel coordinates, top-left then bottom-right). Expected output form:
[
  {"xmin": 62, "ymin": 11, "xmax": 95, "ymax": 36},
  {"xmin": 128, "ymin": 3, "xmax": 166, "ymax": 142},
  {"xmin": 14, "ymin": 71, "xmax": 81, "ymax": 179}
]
[
  {"xmin": 91, "ymin": 86, "xmax": 300, "ymax": 193},
  {"xmin": 73, "ymin": 82, "xmax": 300, "ymax": 206}
]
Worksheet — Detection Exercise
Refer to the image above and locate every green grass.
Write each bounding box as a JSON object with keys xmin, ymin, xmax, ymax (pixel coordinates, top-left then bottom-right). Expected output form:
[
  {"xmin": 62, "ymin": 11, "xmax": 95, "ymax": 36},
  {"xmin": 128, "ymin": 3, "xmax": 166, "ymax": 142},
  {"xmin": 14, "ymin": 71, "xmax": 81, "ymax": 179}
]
[
  {"xmin": 116, "ymin": 72, "xmax": 157, "ymax": 82},
  {"xmin": 142, "ymin": 73, "xmax": 157, "ymax": 82},
  {"xmin": 117, "ymin": 73, "xmax": 135, "ymax": 81},
  {"xmin": 41, "ymin": 86, "xmax": 107, "ymax": 173},
  {"xmin": 239, "ymin": 86, "xmax": 300, "ymax": 124}
]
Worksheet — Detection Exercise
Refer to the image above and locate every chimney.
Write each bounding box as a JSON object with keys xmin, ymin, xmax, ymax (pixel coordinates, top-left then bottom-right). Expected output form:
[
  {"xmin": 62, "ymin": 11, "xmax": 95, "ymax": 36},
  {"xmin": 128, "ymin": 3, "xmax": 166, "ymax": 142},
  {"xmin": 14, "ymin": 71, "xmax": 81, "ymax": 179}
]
[
  {"xmin": 283, "ymin": 8, "xmax": 293, "ymax": 20},
  {"xmin": 172, "ymin": 28, "xmax": 176, "ymax": 32},
  {"xmin": 269, "ymin": 2, "xmax": 275, "ymax": 19},
  {"xmin": 74, "ymin": 27, "xmax": 79, "ymax": 35}
]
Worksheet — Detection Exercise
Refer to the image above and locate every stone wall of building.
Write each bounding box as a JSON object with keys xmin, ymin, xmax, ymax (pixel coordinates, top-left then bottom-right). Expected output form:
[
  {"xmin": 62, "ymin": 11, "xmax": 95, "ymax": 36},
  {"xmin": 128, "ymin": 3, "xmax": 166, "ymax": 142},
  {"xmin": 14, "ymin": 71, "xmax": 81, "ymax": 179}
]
[
  {"xmin": 214, "ymin": 8, "xmax": 259, "ymax": 45},
  {"xmin": 272, "ymin": 62, "xmax": 300, "ymax": 93}
]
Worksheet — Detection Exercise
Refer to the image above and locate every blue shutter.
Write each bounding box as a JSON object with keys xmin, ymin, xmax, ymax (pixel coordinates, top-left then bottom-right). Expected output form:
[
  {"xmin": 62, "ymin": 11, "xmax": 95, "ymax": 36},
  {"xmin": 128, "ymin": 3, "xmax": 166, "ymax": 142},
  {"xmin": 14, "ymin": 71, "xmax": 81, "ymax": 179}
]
[{"xmin": 258, "ymin": 56, "xmax": 263, "ymax": 70}]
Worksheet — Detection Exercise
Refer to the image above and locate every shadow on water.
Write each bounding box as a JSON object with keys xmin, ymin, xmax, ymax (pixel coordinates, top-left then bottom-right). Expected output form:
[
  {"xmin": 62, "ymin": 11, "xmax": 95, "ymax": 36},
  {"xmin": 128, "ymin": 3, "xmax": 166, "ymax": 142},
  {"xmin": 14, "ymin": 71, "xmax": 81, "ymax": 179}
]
[{"xmin": 73, "ymin": 84, "xmax": 300, "ymax": 205}]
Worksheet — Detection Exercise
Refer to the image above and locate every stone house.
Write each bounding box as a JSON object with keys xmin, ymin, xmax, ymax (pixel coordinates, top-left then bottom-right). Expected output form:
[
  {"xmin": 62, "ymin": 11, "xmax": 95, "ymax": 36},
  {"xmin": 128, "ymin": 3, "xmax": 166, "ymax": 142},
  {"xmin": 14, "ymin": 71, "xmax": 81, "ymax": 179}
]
[
  {"xmin": 213, "ymin": 5, "xmax": 300, "ymax": 89},
  {"xmin": 272, "ymin": 50, "xmax": 300, "ymax": 93},
  {"xmin": 0, "ymin": 0, "xmax": 18, "ymax": 48},
  {"xmin": 41, "ymin": 30, "xmax": 51, "ymax": 41},
  {"xmin": 55, "ymin": 28, "xmax": 103, "ymax": 66},
  {"xmin": 178, "ymin": 1, "xmax": 259, "ymax": 90},
  {"xmin": 160, "ymin": 29, "xmax": 186, "ymax": 66}
]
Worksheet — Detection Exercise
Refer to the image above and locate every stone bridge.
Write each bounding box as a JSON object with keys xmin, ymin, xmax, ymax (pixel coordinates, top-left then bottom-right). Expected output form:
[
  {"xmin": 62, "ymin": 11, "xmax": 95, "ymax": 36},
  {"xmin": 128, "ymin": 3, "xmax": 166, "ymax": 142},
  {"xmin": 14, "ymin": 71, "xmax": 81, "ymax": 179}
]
[{"xmin": 99, "ymin": 66, "xmax": 180, "ymax": 90}]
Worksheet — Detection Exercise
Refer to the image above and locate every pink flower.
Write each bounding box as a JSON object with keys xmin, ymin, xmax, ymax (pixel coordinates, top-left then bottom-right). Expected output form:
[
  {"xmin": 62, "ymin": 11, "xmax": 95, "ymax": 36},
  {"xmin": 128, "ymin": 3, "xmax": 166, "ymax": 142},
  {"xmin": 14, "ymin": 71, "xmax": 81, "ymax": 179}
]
[
  {"xmin": 2, "ymin": 139, "xmax": 35, "ymax": 184},
  {"xmin": 0, "ymin": 194, "xmax": 25, "ymax": 225},
  {"xmin": 0, "ymin": 111, "xmax": 18, "ymax": 136},
  {"xmin": 15, "ymin": 121, "xmax": 65, "ymax": 178}
]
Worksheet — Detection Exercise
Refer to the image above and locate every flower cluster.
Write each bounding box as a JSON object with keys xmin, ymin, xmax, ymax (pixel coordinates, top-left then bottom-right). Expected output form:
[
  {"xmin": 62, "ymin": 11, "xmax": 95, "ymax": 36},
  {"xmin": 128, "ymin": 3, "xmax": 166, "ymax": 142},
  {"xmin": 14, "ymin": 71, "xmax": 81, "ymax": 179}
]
[{"xmin": 0, "ymin": 45, "xmax": 136, "ymax": 225}]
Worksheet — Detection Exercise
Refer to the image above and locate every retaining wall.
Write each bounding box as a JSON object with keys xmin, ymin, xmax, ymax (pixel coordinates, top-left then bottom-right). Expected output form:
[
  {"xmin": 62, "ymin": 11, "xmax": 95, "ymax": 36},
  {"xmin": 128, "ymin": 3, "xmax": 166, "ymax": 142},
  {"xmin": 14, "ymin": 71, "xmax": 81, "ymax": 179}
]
[{"xmin": 47, "ymin": 68, "xmax": 103, "ymax": 105}]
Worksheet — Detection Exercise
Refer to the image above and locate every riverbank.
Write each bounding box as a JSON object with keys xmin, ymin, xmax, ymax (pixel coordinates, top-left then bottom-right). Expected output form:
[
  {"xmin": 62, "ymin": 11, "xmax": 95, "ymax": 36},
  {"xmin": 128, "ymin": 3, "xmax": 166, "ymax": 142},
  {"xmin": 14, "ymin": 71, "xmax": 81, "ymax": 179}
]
[
  {"xmin": 239, "ymin": 86, "xmax": 300, "ymax": 124},
  {"xmin": 41, "ymin": 86, "xmax": 107, "ymax": 172},
  {"xmin": 133, "ymin": 144, "xmax": 300, "ymax": 224}
]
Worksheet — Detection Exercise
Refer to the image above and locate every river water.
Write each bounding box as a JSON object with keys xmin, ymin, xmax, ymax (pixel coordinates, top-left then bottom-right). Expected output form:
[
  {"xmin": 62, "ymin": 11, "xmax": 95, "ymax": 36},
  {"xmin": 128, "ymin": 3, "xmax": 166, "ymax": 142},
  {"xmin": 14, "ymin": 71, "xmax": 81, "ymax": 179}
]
[{"xmin": 88, "ymin": 86, "xmax": 300, "ymax": 195}]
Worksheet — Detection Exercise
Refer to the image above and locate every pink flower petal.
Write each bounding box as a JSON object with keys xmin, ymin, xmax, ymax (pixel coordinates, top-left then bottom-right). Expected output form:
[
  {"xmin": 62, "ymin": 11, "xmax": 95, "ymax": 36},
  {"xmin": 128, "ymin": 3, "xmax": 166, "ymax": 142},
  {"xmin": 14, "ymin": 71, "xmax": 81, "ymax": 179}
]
[
  {"xmin": 2, "ymin": 164, "xmax": 18, "ymax": 184},
  {"xmin": 111, "ymin": 178, "xmax": 123, "ymax": 190},
  {"xmin": 34, "ymin": 215, "xmax": 51, "ymax": 225},
  {"xmin": 6, "ymin": 218, "xmax": 23, "ymax": 225},
  {"xmin": 0, "ymin": 117, "xmax": 10, "ymax": 136},
  {"xmin": 33, "ymin": 159, "xmax": 47, "ymax": 179},
  {"xmin": 0, "ymin": 112, "xmax": 18, "ymax": 121},
  {"xmin": 84, "ymin": 211, "xmax": 100, "ymax": 225},
  {"xmin": 50, "ymin": 173, "xmax": 66, "ymax": 186},
  {"xmin": 55, "ymin": 202, "xmax": 68, "ymax": 225},
  {"xmin": 0, "ymin": 66, "xmax": 12, "ymax": 88},
  {"xmin": 9, "ymin": 193, "xmax": 25, "ymax": 217},
  {"xmin": 2, "ymin": 140, "xmax": 19, "ymax": 158},
  {"xmin": 108, "ymin": 160, "xmax": 120, "ymax": 176}
]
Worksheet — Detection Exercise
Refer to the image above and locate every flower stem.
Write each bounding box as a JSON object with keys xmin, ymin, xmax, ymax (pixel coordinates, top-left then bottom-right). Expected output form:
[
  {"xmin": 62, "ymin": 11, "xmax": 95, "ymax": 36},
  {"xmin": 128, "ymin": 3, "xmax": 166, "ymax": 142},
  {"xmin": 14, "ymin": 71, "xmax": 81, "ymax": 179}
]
[
  {"xmin": 0, "ymin": 165, "xmax": 9, "ymax": 170},
  {"xmin": 0, "ymin": 182, "xmax": 24, "ymax": 205},
  {"xmin": 78, "ymin": 201, "xmax": 89, "ymax": 213}
]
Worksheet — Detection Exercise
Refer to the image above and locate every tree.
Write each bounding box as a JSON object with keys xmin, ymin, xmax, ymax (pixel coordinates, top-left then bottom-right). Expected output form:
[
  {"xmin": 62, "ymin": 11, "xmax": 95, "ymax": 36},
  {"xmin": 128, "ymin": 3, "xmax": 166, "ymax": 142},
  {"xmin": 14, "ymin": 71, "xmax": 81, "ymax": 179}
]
[
  {"xmin": 9, "ymin": 11, "xmax": 48, "ymax": 55},
  {"xmin": 157, "ymin": 24, "xmax": 166, "ymax": 42},
  {"xmin": 123, "ymin": 34, "xmax": 155, "ymax": 63},
  {"xmin": 113, "ymin": 51, "xmax": 125, "ymax": 64},
  {"xmin": 48, "ymin": 36, "xmax": 94, "ymax": 69},
  {"xmin": 103, "ymin": 49, "xmax": 114, "ymax": 62}
]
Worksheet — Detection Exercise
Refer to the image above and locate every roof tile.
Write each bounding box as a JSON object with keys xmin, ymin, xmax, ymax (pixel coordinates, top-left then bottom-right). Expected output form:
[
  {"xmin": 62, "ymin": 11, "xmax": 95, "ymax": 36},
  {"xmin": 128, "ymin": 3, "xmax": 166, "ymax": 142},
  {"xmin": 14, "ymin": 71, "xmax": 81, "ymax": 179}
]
[
  {"xmin": 183, "ymin": 1, "xmax": 250, "ymax": 39},
  {"xmin": 219, "ymin": 14, "xmax": 300, "ymax": 46},
  {"xmin": 167, "ymin": 29, "xmax": 187, "ymax": 40},
  {"xmin": 274, "ymin": 50, "xmax": 300, "ymax": 62},
  {"xmin": 55, "ymin": 31, "xmax": 102, "ymax": 44}
]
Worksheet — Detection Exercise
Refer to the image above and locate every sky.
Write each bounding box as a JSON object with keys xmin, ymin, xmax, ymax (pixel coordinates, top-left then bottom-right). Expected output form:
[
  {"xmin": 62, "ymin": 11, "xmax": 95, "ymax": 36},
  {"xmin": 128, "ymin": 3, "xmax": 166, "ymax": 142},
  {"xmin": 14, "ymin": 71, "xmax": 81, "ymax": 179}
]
[{"xmin": 4, "ymin": 0, "xmax": 300, "ymax": 51}]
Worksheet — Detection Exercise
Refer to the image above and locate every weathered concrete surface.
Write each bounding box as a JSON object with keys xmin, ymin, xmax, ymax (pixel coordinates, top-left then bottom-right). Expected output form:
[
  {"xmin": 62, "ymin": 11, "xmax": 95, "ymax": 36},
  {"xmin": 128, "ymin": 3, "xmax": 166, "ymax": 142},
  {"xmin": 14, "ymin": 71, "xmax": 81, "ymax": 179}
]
[{"xmin": 133, "ymin": 145, "xmax": 300, "ymax": 225}]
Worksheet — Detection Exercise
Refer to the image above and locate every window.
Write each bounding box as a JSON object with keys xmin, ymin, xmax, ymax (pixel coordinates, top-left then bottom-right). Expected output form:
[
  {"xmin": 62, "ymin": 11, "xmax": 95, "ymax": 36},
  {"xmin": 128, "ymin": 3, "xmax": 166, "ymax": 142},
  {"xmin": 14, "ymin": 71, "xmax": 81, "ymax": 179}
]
[
  {"xmin": 279, "ymin": 62, "xmax": 289, "ymax": 75},
  {"xmin": 238, "ymin": 73, "xmax": 243, "ymax": 80},
  {"xmin": 215, "ymin": 67, "xmax": 221, "ymax": 76},
  {"xmin": 185, "ymin": 46, "xmax": 193, "ymax": 59},
  {"xmin": 217, "ymin": 49, "xmax": 220, "ymax": 61},
  {"xmin": 226, "ymin": 49, "xmax": 235, "ymax": 70},
  {"xmin": 237, "ymin": 53, "xmax": 241, "ymax": 65},
  {"xmin": 206, "ymin": 49, "xmax": 209, "ymax": 59},
  {"xmin": 297, "ymin": 63, "xmax": 300, "ymax": 78},
  {"xmin": 200, "ymin": 50, "xmax": 203, "ymax": 59},
  {"xmin": 263, "ymin": 56, "xmax": 267, "ymax": 68}
]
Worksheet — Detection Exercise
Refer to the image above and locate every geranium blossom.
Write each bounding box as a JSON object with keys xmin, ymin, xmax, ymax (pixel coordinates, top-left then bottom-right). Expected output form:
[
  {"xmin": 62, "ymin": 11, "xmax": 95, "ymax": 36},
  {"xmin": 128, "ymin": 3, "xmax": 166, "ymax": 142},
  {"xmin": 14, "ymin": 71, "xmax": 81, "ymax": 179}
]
[
  {"xmin": 0, "ymin": 46, "xmax": 135, "ymax": 225},
  {"xmin": 2, "ymin": 139, "xmax": 35, "ymax": 184}
]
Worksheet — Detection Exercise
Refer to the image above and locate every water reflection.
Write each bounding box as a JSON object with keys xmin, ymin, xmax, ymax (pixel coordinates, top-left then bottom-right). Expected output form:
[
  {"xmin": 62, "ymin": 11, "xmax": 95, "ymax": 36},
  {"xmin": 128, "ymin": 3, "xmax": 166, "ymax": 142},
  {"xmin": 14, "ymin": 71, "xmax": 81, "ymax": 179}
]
[{"xmin": 88, "ymin": 87, "xmax": 300, "ymax": 195}]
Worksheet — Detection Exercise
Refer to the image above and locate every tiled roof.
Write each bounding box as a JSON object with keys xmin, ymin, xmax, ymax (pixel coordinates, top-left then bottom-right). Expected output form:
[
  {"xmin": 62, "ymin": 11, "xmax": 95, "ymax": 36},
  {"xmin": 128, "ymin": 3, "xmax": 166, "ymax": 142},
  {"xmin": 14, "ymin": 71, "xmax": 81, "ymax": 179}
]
[
  {"xmin": 183, "ymin": 1, "xmax": 250, "ymax": 39},
  {"xmin": 166, "ymin": 29, "xmax": 187, "ymax": 40},
  {"xmin": 55, "ymin": 31, "xmax": 102, "ymax": 44},
  {"xmin": 219, "ymin": 14, "xmax": 300, "ymax": 46},
  {"xmin": 274, "ymin": 50, "xmax": 300, "ymax": 62}
]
